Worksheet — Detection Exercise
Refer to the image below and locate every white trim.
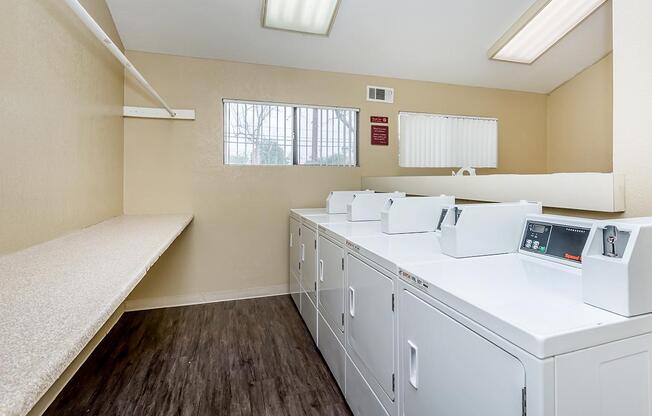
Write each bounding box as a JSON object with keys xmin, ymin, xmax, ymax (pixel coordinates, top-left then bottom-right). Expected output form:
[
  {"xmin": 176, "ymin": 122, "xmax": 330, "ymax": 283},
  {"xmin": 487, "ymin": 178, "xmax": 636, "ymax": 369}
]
[
  {"xmin": 123, "ymin": 106, "xmax": 196, "ymax": 120},
  {"xmin": 362, "ymin": 173, "xmax": 626, "ymax": 213},
  {"xmin": 222, "ymin": 98, "xmax": 360, "ymax": 113},
  {"xmin": 124, "ymin": 284, "xmax": 290, "ymax": 312},
  {"xmin": 399, "ymin": 111, "xmax": 498, "ymax": 122}
]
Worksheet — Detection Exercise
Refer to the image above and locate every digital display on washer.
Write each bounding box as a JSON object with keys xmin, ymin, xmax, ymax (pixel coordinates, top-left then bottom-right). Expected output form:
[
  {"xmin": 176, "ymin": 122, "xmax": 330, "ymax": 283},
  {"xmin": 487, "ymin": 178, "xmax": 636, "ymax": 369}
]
[{"xmin": 521, "ymin": 221, "xmax": 591, "ymax": 263}]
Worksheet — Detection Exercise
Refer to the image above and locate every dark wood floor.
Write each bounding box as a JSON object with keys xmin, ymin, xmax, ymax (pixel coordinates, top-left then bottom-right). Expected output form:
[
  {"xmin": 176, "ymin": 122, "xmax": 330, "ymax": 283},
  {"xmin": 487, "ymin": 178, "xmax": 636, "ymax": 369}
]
[{"xmin": 45, "ymin": 295, "xmax": 352, "ymax": 416}]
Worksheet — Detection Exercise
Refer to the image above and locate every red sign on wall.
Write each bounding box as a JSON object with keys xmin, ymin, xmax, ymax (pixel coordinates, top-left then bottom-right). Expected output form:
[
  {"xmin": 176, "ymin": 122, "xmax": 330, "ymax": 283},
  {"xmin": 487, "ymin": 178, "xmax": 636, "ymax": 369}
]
[
  {"xmin": 371, "ymin": 125, "xmax": 389, "ymax": 146},
  {"xmin": 370, "ymin": 116, "xmax": 388, "ymax": 124}
]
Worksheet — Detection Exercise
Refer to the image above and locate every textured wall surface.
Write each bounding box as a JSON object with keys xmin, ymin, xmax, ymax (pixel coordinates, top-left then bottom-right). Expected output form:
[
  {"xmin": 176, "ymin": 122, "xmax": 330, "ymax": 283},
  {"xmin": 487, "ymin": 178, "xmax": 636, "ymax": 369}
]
[
  {"xmin": 122, "ymin": 51, "xmax": 548, "ymax": 304},
  {"xmin": 0, "ymin": 0, "xmax": 125, "ymax": 254},
  {"xmin": 612, "ymin": 0, "xmax": 652, "ymax": 217},
  {"xmin": 547, "ymin": 54, "xmax": 613, "ymax": 173}
]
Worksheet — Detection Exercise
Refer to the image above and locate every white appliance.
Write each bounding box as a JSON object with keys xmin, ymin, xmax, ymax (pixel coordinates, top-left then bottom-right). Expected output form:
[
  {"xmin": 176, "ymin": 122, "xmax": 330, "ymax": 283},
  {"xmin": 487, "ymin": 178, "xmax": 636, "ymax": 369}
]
[
  {"xmin": 316, "ymin": 221, "xmax": 387, "ymax": 391},
  {"xmin": 583, "ymin": 218, "xmax": 652, "ymax": 316},
  {"xmin": 326, "ymin": 190, "xmax": 374, "ymax": 214},
  {"xmin": 289, "ymin": 209, "xmax": 353, "ymax": 344},
  {"xmin": 380, "ymin": 195, "xmax": 455, "ymax": 234},
  {"xmin": 347, "ymin": 192, "xmax": 406, "ymax": 222},
  {"xmin": 399, "ymin": 214, "xmax": 652, "ymax": 416},
  {"xmin": 344, "ymin": 231, "xmax": 449, "ymax": 416},
  {"xmin": 289, "ymin": 214, "xmax": 302, "ymax": 310},
  {"xmin": 440, "ymin": 200, "xmax": 542, "ymax": 258}
]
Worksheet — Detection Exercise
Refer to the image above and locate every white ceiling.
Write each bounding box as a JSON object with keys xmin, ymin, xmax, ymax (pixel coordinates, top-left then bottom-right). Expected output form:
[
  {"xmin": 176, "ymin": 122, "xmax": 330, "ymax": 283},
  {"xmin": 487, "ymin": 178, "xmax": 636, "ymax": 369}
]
[{"xmin": 106, "ymin": 0, "xmax": 612, "ymax": 94}]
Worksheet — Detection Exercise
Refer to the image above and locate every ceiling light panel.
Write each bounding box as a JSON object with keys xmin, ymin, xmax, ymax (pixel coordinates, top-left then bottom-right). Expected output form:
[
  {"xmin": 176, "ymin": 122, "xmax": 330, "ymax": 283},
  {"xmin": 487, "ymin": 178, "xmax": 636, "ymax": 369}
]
[
  {"xmin": 262, "ymin": 0, "xmax": 340, "ymax": 35},
  {"xmin": 490, "ymin": 0, "xmax": 607, "ymax": 64}
]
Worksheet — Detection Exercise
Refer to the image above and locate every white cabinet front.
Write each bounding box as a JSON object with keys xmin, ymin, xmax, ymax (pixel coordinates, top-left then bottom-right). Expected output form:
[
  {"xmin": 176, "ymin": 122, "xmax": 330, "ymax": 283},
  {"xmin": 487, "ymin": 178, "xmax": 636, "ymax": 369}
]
[
  {"xmin": 301, "ymin": 291, "xmax": 318, "ymax": 343},
  {"xmin": 290, "ymin": 272, "xmax": 301, "ymax": 311},
  {"xmin": 400, "ymin": 290, "xmax": 526, "ymax": 416},
  {"xmin": 318, "ymin": 235, "xmax": 345, "ymax": 335},
  {"xmin": 301, "ymin": 225, "xmax": 318, "ymax": 304},
  {"xmin": 346, "ymin": 355, "xmax": 390, "ymax": 416},
  {"xmin": 290, "ymin": 217, "xmax": 301, "ymax": 278},
  {"xmin": 347, "ymin": 253, "xmax": 395, "ymax": 402},
  {"xmin": 318, "ymin": 312, "xmax": 345, "ymax": 391}
]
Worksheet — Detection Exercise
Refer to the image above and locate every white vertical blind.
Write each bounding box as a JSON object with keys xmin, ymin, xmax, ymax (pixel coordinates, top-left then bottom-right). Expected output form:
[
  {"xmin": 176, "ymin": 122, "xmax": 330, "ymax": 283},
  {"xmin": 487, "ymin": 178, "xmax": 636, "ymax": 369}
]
[{"xmin": 399, "ymin": 112, "xmax": 498, "ymax": 168}]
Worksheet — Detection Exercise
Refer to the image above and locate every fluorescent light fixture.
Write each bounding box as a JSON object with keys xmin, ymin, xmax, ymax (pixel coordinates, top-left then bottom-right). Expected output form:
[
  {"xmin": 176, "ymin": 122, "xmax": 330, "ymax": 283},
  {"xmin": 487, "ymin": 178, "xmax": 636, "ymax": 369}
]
[
  {"xmin": 489, "ymin": 0, "xmax": 608, "ymax": 64},
  {"xmin": 262, "ymin": 0, "xmax": 341, "ymax": 36}
]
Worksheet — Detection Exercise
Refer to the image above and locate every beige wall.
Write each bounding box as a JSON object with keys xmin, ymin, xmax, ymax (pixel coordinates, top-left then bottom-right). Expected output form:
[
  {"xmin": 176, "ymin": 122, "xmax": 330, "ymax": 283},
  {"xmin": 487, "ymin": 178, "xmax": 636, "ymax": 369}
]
[
  {"xmin": 123, "ymin": 51, "xmax": 548, "ymax": 304},
  {"xmin": 547, "ymin": 53, "xmax": 613, "ymax": 173},
  {"xmin": 613, "ymin": 0, "xmax": 652, "ymax": 217},
  {"xmin": 0, "ymin": 0, "xmax": 125, "ymax": 254}
]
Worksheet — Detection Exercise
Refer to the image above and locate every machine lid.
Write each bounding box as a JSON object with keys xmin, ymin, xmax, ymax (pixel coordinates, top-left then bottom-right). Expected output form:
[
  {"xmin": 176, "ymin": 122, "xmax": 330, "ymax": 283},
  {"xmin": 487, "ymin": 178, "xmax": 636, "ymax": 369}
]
[
  {"xmin": 347, "ymin": 232, "xmax": 445, "ymax": 273},
  {"xmin": 319, "ymin": 221, "xmax": 383, "ymax": 243},
  {"xmin": 399, "ymin": 254, "xmax": 649, "ymax": 359},
  {"xmin": 302, "ymin": 213, "xmax": 349, "ymax": 228}
]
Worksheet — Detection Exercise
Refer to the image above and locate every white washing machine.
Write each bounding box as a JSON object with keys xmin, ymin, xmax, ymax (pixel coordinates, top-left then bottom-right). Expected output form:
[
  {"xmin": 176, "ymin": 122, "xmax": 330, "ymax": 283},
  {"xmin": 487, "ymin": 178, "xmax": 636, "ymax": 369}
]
[{"xmin": 397, "ymin": 214, "xmax": 652, "ymax": 416}]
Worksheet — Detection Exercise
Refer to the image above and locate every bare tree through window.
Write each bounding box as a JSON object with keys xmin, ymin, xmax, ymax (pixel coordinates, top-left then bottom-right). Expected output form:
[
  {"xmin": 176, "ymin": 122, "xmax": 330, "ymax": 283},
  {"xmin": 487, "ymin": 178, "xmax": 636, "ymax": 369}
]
[{"xmin": 224, "ymin": 100, "xmax": 358, "ymax": 166}]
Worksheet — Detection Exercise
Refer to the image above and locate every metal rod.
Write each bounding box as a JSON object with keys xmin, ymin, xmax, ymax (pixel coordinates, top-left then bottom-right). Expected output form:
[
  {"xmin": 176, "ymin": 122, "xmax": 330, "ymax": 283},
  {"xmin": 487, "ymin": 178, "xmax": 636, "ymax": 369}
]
[{"xmin": 62, "ymin": 0, "xmax": 176, "ymax": 117}]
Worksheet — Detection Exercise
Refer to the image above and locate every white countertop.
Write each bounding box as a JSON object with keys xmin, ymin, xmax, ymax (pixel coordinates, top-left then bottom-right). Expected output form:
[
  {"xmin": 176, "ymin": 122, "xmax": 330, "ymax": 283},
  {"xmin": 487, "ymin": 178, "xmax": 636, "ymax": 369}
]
[
  {"xmin": 0, "ymin": 214, "xmax": 193, "ymax": 416},
  {"xmin": 399, "ymin": 254, "xmax": 652, "ymax": 358}
]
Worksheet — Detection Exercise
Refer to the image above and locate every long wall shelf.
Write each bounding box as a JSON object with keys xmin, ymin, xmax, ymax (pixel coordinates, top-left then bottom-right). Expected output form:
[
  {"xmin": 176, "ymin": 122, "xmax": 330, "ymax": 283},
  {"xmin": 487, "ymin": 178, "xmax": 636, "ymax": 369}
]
[{"xmin": 362, "ymin": 173, "xmax": 625, "ymax": 213}]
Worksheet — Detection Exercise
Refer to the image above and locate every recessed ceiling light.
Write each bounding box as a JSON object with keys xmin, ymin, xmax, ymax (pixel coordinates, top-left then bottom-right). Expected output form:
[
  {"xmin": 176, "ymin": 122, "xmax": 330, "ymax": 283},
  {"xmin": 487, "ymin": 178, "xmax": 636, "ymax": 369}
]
[
  {"xmin": 489, "ymin": 0, "xmax": 608, "ymax": 64},
  {"xmin": 262, "ymin": 0, "xmax": 341, "ymax": 36}
]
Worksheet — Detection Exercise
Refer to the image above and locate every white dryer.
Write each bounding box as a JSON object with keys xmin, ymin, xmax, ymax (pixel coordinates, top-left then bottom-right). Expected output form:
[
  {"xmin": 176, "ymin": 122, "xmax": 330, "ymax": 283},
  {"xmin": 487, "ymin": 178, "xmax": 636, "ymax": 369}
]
[
  {"xmin": 344, "ymin": 232, "xmax": 448, "ymax": 416},
  {"xmin": 343, "ymin": 201, "xmax": 540, "ymax": 416},
  {"xmin": 316, "ymin": 221, "xmax": 387, "ymax": 391},
  {"xmin": 292, "ymin": 211, "xmax": 351, "ymax": 343},
  {"xmin": 398, "ymin": 214, "xmax": 652, "ymax": 416},
  {"xmin": 290, "ymin": 193, "xmax": 404, "ymax": 345}
]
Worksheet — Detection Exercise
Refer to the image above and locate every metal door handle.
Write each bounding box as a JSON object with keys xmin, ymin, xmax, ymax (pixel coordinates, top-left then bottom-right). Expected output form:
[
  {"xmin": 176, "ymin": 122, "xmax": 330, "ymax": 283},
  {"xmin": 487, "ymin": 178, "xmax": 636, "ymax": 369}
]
[
  {"xmin": 349, "ymin": 286, "xmax": 355, "ymax": 317},
  {"xmin": 301, "ymin": 244, "xmax": 305, "ymax": 262},
  {"xmin": 408, "ymin": 340, "xmax": 419, "ymax": 389},
  {"xmin": 319, "ymin": 260, "xmax": 324, "ymax": 282},
  {"xmin": 290, "ymin": 233, "xmax": 293, "ymax": 248}
]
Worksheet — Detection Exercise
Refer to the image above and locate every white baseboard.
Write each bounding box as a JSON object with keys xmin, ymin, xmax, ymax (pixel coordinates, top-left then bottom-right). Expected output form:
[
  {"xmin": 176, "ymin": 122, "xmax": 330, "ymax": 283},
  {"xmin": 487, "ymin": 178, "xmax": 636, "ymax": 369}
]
[{"xmin": 124, "ymin": 284, "xmax": 290, "ymax": 312}]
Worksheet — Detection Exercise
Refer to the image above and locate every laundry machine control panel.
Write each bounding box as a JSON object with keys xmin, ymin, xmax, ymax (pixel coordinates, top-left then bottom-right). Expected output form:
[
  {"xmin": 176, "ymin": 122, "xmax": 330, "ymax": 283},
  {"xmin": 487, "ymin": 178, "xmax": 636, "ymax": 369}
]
[{"xmin": 520, "ymin": 220, "xmax": 591, "ymax": 263}]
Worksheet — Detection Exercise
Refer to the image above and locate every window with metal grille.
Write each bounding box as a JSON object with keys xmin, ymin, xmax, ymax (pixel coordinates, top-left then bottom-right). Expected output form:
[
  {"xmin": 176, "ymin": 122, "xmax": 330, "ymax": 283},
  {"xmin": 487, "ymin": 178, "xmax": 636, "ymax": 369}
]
[{"xmin": 223, "ymin": 100, "xmax": 358, "ymax": 166}]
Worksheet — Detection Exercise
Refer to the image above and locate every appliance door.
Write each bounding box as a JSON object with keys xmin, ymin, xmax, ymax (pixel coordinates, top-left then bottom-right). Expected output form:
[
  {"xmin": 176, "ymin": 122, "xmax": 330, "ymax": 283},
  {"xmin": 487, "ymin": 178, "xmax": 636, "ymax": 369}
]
[
  {"xmin": 290, "ymin": 217, "xmax": 301, "ymax": 278},
  {"xmin": 318, "ymin": 312, "xmax": 345, "ymax": 391},
  {"xmin": 301, "ymin": 225, "xmax": 318, "ymax": 304},
  {"xmin": 289, "ymin": 271, "xmax": 301, "ymax": 311},
  {"xmin": 347, "ymin": 253, "xmax": 395, "ymax": 401},
  {"xmin": 318, "ymin": 235, "xmax": 345, "ymax": 334},
  {"xmin": 400, "ymin": 289, "xmax": 526, "ymax": 416},
  {"xmin": 346, "ymin": 354, "xmax": 390, "ymax": 416},
  {"xmin": 301, "ymin": 291, "xmax": 318, "ymax": 343}
]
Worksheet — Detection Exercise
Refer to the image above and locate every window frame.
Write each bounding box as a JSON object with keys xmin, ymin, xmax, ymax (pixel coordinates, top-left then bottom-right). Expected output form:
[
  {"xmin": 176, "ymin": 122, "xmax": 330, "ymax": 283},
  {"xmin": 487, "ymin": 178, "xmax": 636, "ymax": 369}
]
[{"xmin": 223, "ymin": 99, "xmax": 360, "ymax": 167}]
